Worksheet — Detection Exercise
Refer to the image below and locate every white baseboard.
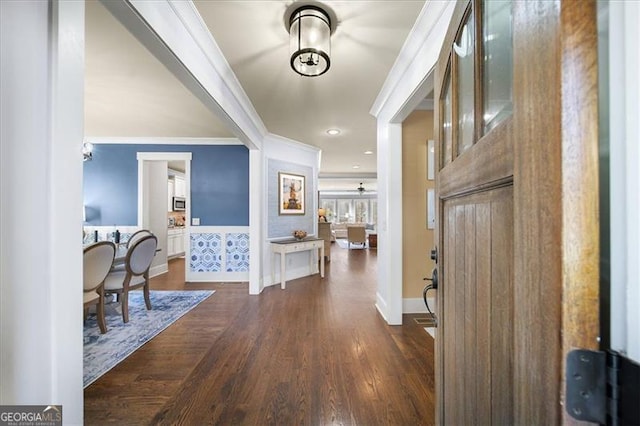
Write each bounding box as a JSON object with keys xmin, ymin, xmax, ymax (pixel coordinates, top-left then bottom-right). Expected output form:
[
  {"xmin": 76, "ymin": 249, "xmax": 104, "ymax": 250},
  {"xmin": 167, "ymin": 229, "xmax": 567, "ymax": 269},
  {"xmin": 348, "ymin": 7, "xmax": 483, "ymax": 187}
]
[
  {"xmin": 263, "ymin": 264, "xmax": 320, "ymax": 288},
  {"xmin": 187, "ymin": 271, "xmax": 249, "ymax": 282},
  {"xmin": 375, "ymin": 291, "xmax": 389, "ymax": 322},
  {"xmin": 149, "ymin": 263, "xmax": 168, "ymax": 278},
  {"xmin": 403, "ymin": 297, "xmax": 437, "ymax": 314}
]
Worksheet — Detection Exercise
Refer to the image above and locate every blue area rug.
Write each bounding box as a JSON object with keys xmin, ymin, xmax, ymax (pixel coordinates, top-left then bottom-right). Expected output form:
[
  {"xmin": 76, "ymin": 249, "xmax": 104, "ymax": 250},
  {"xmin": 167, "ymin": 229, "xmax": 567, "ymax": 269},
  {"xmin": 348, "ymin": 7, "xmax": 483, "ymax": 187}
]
[{"xmin": 83, "ymin": 290, "xmax": 214, "ymax": 388}]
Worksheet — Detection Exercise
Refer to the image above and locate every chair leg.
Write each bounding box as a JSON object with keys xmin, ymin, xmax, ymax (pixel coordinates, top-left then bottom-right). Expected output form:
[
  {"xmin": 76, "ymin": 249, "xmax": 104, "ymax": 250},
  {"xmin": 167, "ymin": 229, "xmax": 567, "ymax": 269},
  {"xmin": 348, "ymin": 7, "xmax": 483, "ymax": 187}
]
[
  {"xmin": 96, "ymin": 289, "xmax": 107, "ymax": 334},
  {"xmin": 143, "ymin": 275, "xmax": 152, "ymax": 311},
  {"xmin": 121, "ymin": 290, "xmax": 129, "ymax": 323}
]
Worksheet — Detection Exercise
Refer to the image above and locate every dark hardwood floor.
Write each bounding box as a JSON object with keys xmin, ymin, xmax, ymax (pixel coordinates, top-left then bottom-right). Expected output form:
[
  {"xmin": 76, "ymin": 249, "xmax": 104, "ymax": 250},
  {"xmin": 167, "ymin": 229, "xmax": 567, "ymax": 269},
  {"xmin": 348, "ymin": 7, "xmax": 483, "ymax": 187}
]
[{"xmin": 84, "ymin": 242, "xmax": 436, "ymax": 425}]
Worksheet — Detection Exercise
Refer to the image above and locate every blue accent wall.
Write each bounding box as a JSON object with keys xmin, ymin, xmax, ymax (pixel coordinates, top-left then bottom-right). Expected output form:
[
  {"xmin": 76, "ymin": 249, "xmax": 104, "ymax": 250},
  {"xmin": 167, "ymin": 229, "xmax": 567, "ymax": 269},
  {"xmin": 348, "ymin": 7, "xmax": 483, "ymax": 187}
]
[{"xmin": 83, "ymin": 144, "xmax": 249, "ymax": 226}]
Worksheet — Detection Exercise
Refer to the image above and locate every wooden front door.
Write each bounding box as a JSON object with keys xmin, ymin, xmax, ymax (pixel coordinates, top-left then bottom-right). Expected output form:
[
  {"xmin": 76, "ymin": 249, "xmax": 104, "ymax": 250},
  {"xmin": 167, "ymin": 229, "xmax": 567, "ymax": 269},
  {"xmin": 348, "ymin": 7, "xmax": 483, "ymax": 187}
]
[{"xmin": 434, "ymin": 1, "xmax": 600, "ymax": 424}]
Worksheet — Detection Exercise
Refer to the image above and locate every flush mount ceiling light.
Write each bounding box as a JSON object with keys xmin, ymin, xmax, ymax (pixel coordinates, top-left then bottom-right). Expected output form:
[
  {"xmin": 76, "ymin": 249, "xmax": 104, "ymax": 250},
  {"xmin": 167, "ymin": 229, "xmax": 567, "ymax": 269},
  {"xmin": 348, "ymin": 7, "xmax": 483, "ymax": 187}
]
[
  {"xmin": 326, "ymin": 128, "xmax": 341, "ymax": 136},
  {"xmin": 287, "ymin": 4, "xmax": 333, "ymax": 77}
]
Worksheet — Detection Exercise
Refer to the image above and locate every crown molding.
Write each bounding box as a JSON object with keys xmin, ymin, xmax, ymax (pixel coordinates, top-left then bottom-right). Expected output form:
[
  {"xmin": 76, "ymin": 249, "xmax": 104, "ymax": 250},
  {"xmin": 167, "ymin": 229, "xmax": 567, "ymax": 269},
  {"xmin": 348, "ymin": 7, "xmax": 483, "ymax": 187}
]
[
  {"xmin": 85, "ymin": 137, "xmax": 243, "ymax": 145},
  {"xmin": 370, "ymin": 1, "xmax": 455, "ymax": 122}
]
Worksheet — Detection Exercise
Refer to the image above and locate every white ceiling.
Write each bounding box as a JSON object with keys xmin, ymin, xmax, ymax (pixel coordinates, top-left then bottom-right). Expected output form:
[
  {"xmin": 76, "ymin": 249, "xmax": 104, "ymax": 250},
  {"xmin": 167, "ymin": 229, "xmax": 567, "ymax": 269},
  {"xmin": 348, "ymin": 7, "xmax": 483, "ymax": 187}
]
[
  {"xmin": 85, "ymin": 0, "xmax": 425, "ymax": 184},
  {"xmin": 85, "ymin": 1, "xmax": 232, "ymax": 138}
]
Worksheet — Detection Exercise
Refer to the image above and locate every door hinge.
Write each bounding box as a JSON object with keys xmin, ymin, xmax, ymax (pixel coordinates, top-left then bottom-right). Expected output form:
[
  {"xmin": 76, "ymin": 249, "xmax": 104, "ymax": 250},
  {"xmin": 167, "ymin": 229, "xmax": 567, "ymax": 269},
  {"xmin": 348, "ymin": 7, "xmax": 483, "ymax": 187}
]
[{"xmin": 566, "ymin": 349, "xmax": 640, "ymax": 425}]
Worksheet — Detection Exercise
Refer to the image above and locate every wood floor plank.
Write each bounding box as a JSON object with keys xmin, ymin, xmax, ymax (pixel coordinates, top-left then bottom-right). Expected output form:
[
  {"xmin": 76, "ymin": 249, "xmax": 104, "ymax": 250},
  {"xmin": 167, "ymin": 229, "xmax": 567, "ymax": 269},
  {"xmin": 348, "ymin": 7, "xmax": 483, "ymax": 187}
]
[{"xmin": 84, "ymin": 243, "xmax": 435, "ymax": 425}]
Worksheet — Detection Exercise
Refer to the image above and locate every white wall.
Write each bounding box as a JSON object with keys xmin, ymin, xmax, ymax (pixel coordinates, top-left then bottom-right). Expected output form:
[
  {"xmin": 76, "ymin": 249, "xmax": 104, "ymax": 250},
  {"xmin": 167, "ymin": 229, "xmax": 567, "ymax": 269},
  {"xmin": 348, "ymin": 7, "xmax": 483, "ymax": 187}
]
[
  {"xmin": 609, "ymin": 1, "xmax": 640, "ymax": 362},
  {"xmin": 143, "ymin": 161, "xmax": 169, "ymax": 276},
  {"xmin": 374, "ymin": 122, "xmax": 404, "ymax": 323},
  {"xmin": 0, "ymin": 1, "xmax": 85, "ymax": 423},
  {"xmin": 261, "ymin": 134, "xmax": 321, "ymax": 291}
]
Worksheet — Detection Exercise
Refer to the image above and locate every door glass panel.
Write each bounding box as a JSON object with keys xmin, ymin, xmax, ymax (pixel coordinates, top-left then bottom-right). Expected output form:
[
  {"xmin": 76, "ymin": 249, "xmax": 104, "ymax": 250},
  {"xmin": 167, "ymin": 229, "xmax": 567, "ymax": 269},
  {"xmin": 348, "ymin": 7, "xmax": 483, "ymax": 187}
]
[
  {"xmin": 442, "ymin": 70, "xmax": 453, "ymax": 167},
  {"xmin": 456, "ymin": 11, "xmax": 475, "ymax": 156},
  {"xmin": 483, "ymin": 0, "xmax": 513, "ymax": 133}
]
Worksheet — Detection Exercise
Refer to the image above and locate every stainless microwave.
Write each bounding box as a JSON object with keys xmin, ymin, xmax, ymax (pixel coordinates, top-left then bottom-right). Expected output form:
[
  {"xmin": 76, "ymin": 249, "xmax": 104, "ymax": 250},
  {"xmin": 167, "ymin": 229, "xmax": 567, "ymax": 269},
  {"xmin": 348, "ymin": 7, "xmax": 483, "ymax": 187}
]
[{"xmin": 172, "ymin": 196, "xmax": 186, "ymax": 211}]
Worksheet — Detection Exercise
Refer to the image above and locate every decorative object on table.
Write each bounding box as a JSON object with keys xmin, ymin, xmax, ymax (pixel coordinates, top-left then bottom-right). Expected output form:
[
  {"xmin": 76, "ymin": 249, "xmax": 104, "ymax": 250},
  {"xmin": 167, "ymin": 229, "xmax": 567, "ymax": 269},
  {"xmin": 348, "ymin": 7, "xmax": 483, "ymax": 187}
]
[
  {"xmin": 292, "ymin": 230, "xmax": 307, "ymax": 240},
  {"xmin": 318, "ymin": 208, "xmax": 327, "ymax": 222},
  {"xmin": 278, "ymin": 172, "xmax": 305, "ymax": 215},
  {"xmin": 83, "ymin": 290, "xmax": 215, "ymax": 388}
]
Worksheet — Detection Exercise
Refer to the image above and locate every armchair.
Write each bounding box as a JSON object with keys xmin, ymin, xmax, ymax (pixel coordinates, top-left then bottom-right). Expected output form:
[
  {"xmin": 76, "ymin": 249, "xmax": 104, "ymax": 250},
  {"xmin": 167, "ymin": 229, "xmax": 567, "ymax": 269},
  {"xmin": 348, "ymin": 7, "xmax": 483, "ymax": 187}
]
[{"xmin": 347, "ymin": 226, "xmax": 367, "ymax": 248}]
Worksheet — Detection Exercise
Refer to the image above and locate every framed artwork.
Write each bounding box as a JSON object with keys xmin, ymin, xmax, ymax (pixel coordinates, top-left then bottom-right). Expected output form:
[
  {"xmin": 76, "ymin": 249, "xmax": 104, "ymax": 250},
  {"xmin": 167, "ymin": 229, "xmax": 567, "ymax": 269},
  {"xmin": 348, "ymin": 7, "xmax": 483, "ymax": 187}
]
[{"xmin": 278, "ymin": 172, "xmax": 305, "ymax": 215}]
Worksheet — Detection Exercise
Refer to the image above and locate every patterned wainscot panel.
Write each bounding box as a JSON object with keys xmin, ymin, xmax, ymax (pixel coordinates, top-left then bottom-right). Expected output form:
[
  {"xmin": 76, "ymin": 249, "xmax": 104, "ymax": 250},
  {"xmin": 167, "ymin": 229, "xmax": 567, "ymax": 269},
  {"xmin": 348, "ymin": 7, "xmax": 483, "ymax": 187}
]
[
  {"xmin": 190, "ymin": 233, "xmax": 223, "ymax": 272},
  {"xmin": 226, "ymin": 233, "xmax": 250, "ymax": 272}
]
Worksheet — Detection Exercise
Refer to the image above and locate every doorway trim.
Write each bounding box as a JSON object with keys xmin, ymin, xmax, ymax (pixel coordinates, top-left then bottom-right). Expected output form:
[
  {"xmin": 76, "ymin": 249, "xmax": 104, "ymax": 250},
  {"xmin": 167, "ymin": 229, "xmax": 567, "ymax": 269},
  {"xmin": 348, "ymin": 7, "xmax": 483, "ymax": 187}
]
[
  {"xmin": 370, "ymin": 1, "xmax": 456, "ymax": 324},
  {"xmin": 137, "ymin": 152, "xmax": 192, "ymax": 283}
]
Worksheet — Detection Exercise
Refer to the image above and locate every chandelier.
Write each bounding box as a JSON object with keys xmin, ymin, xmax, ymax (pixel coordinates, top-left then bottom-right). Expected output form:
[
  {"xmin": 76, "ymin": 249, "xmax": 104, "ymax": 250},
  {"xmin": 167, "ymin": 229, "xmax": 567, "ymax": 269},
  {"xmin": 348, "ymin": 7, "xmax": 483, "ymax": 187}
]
[
  {"xmin": 288, "ymin": 5, "xmax": 332, "ymax": 77},
  {"xmin": 357, "ymin": 183, "xmax": 365, "ymax": 194}
]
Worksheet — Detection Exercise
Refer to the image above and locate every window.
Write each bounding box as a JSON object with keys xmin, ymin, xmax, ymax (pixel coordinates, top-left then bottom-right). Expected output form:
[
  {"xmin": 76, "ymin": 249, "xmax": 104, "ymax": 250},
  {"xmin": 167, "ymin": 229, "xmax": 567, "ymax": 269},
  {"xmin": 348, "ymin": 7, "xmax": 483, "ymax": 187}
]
[
  {"xmin": 482, "ymin": 0, "xmax": 513, "ymax": 133},
  {"xmin": 456, "ymin": 10, "xmax": 475, "ymax": 156}
]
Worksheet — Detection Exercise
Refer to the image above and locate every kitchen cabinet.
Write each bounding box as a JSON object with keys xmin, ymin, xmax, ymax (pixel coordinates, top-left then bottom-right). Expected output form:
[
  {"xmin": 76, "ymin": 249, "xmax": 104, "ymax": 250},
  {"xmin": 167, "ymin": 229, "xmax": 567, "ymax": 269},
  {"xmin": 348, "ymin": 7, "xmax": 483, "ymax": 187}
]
[
  {"xmin": 168, "ymin": 170, "xmax": 186, "ymax": 211},
  {"xmin": 168, "ymin": 227, "xmax": 185, "ymax": 258},
  {"xmin": 174, "ymin": 175, "xmax": 186, "ymax": 198}
]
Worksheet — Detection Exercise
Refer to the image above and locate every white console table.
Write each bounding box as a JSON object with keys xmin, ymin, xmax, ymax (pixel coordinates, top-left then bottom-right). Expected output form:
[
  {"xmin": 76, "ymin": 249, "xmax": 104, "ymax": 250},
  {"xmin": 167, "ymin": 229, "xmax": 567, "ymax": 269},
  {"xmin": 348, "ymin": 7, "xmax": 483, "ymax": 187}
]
[{"xmin": 270, "ymin": 238, "xmax": 325, "ymax": 289}]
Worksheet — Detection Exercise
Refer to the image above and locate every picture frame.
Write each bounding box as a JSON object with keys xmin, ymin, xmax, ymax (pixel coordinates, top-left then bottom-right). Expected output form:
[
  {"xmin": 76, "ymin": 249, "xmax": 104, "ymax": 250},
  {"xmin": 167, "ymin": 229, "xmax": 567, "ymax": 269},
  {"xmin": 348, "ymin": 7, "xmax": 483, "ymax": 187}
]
[{"xmin": 278, "ymin": 172, "xmax": 305, "ymax": 215}]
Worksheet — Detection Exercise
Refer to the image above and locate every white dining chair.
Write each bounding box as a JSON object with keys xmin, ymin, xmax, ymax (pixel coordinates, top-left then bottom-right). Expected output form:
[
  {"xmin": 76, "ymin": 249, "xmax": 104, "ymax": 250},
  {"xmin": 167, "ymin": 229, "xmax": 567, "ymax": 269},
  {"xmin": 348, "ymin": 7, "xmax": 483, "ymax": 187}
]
[
  {"xmin": 126, "ymin": 229, "xmax": 153, "ymax": 248},
  {"xmin": 104, "ymin": 234, "xmax": 157, "ymax": 323},
  {"xmin": 83, "ymin": 241, "xmax": 116, "ymax": 334},
  {"xmin": 110, "ymin": 229, "xmax": 153, "ymax": 273}
]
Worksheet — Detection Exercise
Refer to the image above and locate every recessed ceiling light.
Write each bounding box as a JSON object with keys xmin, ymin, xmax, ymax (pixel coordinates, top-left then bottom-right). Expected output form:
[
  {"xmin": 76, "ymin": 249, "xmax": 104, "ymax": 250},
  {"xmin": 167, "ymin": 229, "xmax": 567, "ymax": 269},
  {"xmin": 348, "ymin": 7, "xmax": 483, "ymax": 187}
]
[
  {"xmin": 326, "ymin": 128, "xmax": 341, "ymax": 136},
  {"xmin": 352, "ymin": 165, "xmax": 360, "ymax": 169},
  {"xmin": 364, "ymin": 150, "xmax": 373, "ymax": 155}
]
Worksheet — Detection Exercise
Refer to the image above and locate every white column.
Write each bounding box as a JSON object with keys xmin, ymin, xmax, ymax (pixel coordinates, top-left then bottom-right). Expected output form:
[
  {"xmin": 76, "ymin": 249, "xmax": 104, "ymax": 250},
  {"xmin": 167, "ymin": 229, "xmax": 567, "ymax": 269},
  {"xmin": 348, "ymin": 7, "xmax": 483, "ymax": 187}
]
[
  {"xmin": 375, "ymin": 121, "xmax": 404, "ymax": 325},
  {"xmin": 1, "ymin": 0, "xmax": 85, "ymax": 423},
  {"xmin": 249, "ymin": 149, "xmax": 263, "ymax": 294}
]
